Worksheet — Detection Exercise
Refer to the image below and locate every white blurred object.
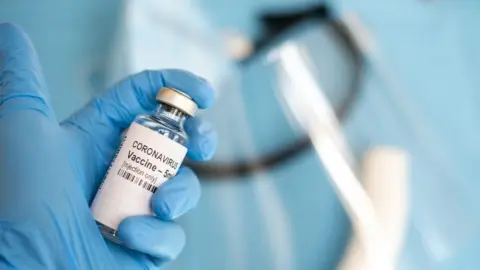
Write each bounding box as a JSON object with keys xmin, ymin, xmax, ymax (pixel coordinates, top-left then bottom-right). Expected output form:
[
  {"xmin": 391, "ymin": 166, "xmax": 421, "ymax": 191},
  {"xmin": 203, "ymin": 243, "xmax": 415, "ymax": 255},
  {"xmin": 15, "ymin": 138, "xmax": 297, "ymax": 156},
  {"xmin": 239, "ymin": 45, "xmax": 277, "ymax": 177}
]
[
  {"xmin": 106, "ymin": 0, "xmax": 232, "ymax": 92},
  {"xmin": 273, "ymin": 43, "xmax": 393, "ymax": 270},
  {"xmin": 340, "ymin": 147, "xmax": 409, "ymax": 270},
  {"xmin": 223, "ymin": 30, "xmax": 254, "ymax": 61}
]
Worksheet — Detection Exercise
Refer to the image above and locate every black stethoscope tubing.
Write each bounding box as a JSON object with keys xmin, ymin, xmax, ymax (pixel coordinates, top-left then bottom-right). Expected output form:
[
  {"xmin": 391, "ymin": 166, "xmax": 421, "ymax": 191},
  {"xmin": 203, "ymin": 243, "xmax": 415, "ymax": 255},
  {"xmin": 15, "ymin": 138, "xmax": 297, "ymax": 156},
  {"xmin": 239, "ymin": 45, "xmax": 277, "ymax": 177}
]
[{"xmin": 187, "ymin": 5, "xmax": 364, "ymax": 179}]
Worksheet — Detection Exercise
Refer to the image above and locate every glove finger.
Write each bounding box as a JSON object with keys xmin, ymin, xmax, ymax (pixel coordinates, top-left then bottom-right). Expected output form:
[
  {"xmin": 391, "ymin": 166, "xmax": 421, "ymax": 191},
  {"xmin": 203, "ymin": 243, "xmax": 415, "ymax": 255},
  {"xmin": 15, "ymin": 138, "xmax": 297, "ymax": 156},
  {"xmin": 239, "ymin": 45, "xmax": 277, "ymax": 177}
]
[
  {"xmin": 0, "ymin": 23, "xmax": 54, "ymax": 120},
  {"xmin": 185, "ymin": 118, "xmax": 217, "ymax": 161},
  {"xmin": 152, "ymin": 167, "xmax": 201, "ymax": 220},
  {"xmin": 107, "ymin": 242, "xmax": 169, "ymax": 269},
  {"xmin": 117, "ymin": 216, "xmax": 186, "ymax": 261}
]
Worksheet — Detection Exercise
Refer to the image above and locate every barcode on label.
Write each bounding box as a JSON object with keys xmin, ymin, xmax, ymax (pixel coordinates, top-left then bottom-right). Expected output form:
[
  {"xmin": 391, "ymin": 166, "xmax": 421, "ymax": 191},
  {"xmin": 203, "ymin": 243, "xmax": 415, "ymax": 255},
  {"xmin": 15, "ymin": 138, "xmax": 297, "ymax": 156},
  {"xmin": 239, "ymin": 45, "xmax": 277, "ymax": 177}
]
[{"xmin": 117, "ymin": 169, "xmax": 157, "ymax": 193}]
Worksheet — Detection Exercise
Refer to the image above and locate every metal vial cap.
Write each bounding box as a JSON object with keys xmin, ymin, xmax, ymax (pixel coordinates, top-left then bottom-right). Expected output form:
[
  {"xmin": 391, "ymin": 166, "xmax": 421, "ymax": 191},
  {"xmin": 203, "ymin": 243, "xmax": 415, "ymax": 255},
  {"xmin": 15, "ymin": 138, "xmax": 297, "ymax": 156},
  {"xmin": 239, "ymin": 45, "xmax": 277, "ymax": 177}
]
[{"xmin": 156, "ymin": 87, "xmax": 198, "ymax": 117}]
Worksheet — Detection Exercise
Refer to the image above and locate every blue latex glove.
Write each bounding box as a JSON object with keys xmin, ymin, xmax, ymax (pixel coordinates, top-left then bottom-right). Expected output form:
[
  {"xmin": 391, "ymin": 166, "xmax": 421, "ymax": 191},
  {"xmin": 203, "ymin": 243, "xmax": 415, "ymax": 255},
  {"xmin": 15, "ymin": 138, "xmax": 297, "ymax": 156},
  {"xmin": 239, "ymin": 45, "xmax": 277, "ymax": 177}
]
[{"xmin": 0, "ymin": 23, "xmax": 217, "ymax": 269}]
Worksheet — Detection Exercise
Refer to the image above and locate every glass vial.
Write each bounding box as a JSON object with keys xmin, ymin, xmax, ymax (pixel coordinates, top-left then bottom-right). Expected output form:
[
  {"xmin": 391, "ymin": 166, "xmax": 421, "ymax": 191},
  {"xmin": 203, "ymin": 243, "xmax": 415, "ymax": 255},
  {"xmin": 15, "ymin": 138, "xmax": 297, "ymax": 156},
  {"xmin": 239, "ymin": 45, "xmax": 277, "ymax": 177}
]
[{"xmin": 91, "ymin": 87, "xmax": 198, "ymax": 244}]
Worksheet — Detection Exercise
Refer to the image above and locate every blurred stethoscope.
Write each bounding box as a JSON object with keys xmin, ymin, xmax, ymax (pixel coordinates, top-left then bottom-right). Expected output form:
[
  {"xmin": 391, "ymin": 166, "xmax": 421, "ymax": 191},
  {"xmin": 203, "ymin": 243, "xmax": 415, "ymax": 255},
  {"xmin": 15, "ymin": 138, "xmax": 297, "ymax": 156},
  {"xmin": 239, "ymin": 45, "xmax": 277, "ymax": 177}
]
[
  {"xmin": 185, "ymin": 4, "xmax": 408, "ymax": 269},
  {"xmin": 186, "ymin": 4, "xmax": 364, "ymax": 179}
]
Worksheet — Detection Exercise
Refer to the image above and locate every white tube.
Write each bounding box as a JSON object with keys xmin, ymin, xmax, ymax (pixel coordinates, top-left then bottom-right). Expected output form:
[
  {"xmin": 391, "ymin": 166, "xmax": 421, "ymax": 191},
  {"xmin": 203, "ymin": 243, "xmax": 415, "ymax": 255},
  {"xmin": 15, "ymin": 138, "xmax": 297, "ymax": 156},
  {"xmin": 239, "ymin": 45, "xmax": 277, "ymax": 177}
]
[{"xmin": 273, "ymin": 43, "xmax": 393, "ymax": 270}]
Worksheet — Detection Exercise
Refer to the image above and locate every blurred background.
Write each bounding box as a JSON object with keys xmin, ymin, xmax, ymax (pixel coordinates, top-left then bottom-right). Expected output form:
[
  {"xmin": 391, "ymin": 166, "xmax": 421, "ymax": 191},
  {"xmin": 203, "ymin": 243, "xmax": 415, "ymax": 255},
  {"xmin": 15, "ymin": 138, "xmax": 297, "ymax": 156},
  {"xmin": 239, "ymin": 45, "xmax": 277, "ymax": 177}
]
[{"xmin": 2, "ymin": 1, "xmax": 480, "ymax": 269}]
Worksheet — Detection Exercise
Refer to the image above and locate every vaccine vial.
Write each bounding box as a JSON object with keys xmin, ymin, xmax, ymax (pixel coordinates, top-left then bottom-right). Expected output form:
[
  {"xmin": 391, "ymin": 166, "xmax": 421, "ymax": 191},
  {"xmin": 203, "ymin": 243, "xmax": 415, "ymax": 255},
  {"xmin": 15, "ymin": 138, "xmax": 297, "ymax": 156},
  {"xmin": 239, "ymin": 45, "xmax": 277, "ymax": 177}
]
[{"xmin": 91, "ymin": 87, "xmax": 197, "ymax": 244}]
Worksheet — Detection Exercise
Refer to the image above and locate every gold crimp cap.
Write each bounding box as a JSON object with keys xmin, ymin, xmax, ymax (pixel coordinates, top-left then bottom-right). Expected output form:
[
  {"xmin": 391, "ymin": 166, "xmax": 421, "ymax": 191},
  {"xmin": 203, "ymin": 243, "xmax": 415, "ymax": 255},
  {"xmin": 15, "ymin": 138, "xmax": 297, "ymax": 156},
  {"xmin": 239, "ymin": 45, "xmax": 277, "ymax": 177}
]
[{"xmin": 156, "ymin": 87, "xmax": 198, "ymax": 117}]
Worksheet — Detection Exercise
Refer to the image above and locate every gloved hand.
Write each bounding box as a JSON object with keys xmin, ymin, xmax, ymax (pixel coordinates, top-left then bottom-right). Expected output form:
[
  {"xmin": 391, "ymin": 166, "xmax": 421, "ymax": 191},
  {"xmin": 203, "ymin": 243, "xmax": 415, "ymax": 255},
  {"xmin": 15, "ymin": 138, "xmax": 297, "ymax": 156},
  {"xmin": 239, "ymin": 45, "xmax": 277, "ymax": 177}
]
[{"xmin": 0, "ymin": 23, "xmax": 217, "ymax": 269}]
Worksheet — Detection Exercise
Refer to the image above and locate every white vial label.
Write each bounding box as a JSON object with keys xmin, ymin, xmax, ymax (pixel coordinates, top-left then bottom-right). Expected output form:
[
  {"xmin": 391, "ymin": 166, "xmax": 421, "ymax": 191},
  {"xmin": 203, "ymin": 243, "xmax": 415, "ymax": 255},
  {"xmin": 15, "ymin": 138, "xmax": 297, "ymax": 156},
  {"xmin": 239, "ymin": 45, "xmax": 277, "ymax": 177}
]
[{"xmin": 91, "ymin": 122, "xmax": 187, "ymax": 230}]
